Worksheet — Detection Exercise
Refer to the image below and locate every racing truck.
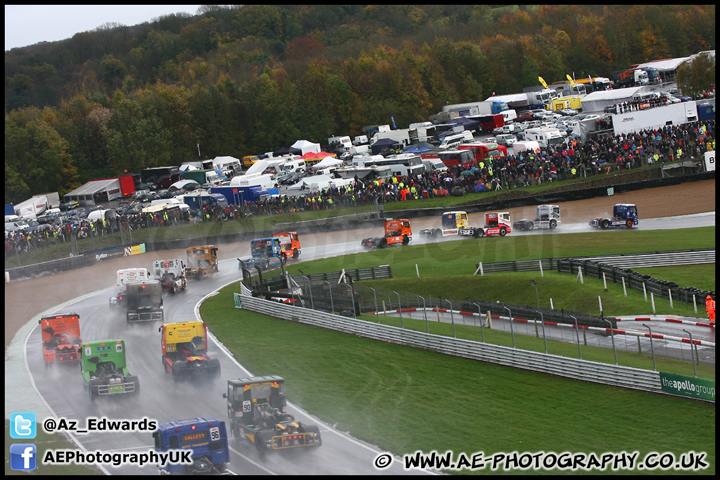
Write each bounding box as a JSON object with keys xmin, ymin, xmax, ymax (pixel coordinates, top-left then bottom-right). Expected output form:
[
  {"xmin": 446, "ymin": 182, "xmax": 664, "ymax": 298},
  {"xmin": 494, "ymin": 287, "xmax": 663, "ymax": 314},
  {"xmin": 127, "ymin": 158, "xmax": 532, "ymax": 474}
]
[
  {"xmin": 480, "ymin": 211, "xmax": 512, "ymax": 237},
  {"xmin": 420, "ymin": 211, "xmax": 469, "ymax": 238},
  {"xmin": 185, "ymin": 245, "xmax": 219, "ymax": 280},
  {"xmin": 81, "ymin": 339, "xmax": 139, "ymax": 401},
  {"xmin": 272, "ymin": 231, "xmax": 301, "ymax": 260},
  {"xmin": 513, "ymin": 205, "xmax": 561, "ymax": 231},
  {"xmin": 109, "ymin": 268, "xmax": 150, "ymax": 308},
  {"xmin": 152, "ymin": 258, "xmax": 188, "ymax": 294},
  {"xmin": 38, "ymin": 313, "xmax": 82, "ymax": 367},
  {"xmin": 223, "ymin": 376, "xmax": 321, "ymax": 457},
  {"xmin": 361, "ymin": 218, "xmax": 412, "ymax": 248},
  {"xmin": 237, "ymin": 237, "xmax": 286, "ymax": 271},
  {"xmin": 153, "ymin": 417, "xmax": 229, "ymax": 475},
  {"xmin": 126, "ymin": 281, "xmax": 164, "ymax": 324},
  {"xmin": 159, "ymin": 321, "xmax": 221, "ymax": 381},
  {"xmin": 589, "ymin": 204, "xmax": 638, "ymax": 229}
]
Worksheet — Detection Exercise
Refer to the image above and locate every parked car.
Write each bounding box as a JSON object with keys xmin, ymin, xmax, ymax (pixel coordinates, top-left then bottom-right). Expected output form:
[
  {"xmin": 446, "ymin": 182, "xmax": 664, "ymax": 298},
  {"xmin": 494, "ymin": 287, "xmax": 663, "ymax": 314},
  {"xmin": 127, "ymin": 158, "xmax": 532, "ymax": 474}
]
[
  {"xmin": 495, "ymin": 134, "xmax": 517, "ymax": 147},
  {"xmin": 155, "ymin": 189, "xmax": 174, "ymax": 199},
  {"xmin": 557, "ymin": 108, "xmax": 578, "ymax": 116},
  {"xmin": 59, "ymin": 200, "xmax": 79, "ymax": 211},
  {"xmin": 515, "ymin": 113, "xmax": 534, "ymax": 123}
]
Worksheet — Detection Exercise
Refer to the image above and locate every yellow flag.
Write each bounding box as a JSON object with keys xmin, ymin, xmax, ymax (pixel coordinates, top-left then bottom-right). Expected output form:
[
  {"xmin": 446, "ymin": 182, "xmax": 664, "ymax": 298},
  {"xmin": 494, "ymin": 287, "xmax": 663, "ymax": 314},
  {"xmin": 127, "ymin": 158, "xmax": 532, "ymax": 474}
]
[
  {"xmin": 566, "ymin": 74, "xmax": 576, "ymax": 87},
  {"xmin": 538, "ymin": 76, "xmax": 548, "ymax": 89}
]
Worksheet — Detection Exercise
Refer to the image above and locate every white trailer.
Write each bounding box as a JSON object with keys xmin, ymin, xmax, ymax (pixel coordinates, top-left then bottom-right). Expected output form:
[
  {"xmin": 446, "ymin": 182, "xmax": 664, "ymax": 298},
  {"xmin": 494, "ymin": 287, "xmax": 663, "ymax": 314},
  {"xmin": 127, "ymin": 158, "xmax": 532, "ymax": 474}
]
[
  {"xmin": 14, "ymin": 195, "xmax": 50, "ymax": 219},
  {"xmin": 610, "ymin": 101, "xmax": 701, "ymax": 137},
  {"xmin": 372, "ymin": 129, "xmax": 411, "ymax": 148}
]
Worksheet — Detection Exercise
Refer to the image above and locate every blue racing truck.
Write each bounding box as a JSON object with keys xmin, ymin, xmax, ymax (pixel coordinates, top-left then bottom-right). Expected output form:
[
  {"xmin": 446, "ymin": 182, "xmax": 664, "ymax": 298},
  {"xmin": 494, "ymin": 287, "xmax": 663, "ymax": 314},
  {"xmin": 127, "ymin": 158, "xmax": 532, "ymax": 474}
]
[
  {"xmin": 153, "ymin": 417, "xmax": 230, "ymax": 475},
  {"xmin": 589, "ymin": 204, "xmax": 638, "ymax": 229},
  {"xmin": 237, "ymin": 237, "xmax": 286, "ymax": 272}
]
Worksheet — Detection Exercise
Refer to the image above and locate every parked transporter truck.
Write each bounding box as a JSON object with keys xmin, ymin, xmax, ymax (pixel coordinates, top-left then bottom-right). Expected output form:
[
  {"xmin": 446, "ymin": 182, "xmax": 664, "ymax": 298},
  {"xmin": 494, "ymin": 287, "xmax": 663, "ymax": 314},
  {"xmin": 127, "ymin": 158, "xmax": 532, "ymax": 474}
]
[
  {"xmin": 153, "ymin": 417, "xmax": 230, "ymax": 474},
  {"xmin": 589, "ymin": 204, "xmax": 638, "ymax": 229},
  {"xmin": 223, "ymin": 375, "xmax": 321, "ymax": 457},
  {"xmin": 513, "ymin": 205, "xmax": 562, "ymax": 231},
  {"xmin": 441, "ymin": 100, "xmax": 517, "ymax": 123},
  {"xmin": 38, "ymin": 313, "xmax": 82, "ymax": 366}
]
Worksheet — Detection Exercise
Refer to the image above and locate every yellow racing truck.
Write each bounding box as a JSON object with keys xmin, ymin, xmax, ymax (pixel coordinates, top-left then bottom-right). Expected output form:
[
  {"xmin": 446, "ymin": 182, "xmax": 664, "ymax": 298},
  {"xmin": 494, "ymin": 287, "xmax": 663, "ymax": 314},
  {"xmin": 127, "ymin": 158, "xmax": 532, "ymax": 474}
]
[
  {"xmin": 159, "ymin": 321, "xmax": 221, "ymax": 381},
  {"xmin": 185, "ymin": 245, "xmax": 219, "ymax": 280}
]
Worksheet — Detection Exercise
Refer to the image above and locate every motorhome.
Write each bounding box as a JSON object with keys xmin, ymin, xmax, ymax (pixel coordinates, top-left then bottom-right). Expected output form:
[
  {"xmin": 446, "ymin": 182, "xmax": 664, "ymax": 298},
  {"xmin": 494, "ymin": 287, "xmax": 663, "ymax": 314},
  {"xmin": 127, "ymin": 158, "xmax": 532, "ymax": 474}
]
[
  {"xmin": 524, "ymin": 128, "xmax": 566, "ymax": 149},
  {"xmin": 328, "ymin": 135, "xmax": 353, "ymax": 152},
  {"xmin": 438, "ymin": 131, "xmax": 474, "ymax": 149}
]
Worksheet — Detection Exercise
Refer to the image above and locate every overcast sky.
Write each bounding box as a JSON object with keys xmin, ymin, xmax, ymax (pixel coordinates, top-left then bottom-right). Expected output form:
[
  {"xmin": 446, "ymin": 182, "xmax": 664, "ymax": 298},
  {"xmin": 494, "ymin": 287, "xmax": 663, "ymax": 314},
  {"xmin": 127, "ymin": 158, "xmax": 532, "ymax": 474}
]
[{"xmin": 5, "ymin": 5, "xmax": 203, "ymax": 51}]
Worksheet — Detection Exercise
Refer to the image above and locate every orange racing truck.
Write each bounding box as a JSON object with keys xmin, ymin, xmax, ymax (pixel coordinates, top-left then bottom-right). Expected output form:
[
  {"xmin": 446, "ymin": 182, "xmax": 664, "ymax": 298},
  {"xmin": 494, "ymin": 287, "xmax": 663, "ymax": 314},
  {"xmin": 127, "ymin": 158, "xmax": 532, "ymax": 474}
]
[
  {"xmin": 185, "ymin": 245, "xmax": 219, "ymax": 280},
  {"xmin": 361, "ymin": 218, "xmax": 412, "ymax": 248},
  {"xmin": 271, "ymin": 231, "xmax": 301, "ymax": 260},
  {"xmin": 38, "ymin": 313, "xmax": 82, "ymax": 366}
]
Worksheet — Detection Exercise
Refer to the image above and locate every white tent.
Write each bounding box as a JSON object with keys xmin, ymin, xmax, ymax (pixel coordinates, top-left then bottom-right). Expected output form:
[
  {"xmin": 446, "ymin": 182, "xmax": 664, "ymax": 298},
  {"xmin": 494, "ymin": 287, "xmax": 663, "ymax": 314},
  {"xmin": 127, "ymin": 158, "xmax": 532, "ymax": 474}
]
[
  {"xmin": 291, "ymin": 139, "xmax": 321, "ymax": 155},
  {"xmin": 311, "ymin": 157, "xmax": 343, "ymax": 170},
  {"xmin": 245, "ymin": 159, "xmax": 269, "ymax": 175},
  {"xmin": 168, "ymin": 179, "xmax": 200, "ymax": 191},
  {"xmin": 580, "ymin": 87, "xmax": 643, "ymax": 113},
  {"xmin": 179, "ymin": 164, "xmax": 198, "ymax": 172}
]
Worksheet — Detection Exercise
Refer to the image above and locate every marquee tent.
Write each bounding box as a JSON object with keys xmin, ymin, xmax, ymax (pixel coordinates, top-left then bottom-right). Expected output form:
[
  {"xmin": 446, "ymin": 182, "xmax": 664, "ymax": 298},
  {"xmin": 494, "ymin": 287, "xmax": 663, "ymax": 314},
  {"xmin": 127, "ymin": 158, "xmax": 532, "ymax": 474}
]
[
  {"xmin": 580, "ymin": 86, "xmax": 644, "ymax": 113},
  {"xmin": 291, "ymin": 139, "xmax": 321, "ymax": 155},
  {"xmin": 370, "ymin": 138, "xmax": 402, "ymax": 155},
  {"xmin": 273, "ymin": 146, "xmax": 302, "ymax": 156},
  {"xmin": 311, "ymin": 157, "xmax": 343, "ymax": 170}
]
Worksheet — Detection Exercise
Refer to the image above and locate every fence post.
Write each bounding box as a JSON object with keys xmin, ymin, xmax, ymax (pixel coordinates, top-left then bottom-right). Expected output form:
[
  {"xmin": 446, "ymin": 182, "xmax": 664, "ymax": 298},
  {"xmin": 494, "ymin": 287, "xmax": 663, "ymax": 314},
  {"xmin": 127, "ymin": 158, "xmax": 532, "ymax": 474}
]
[
  {"xmin": 570, "ymin": 315, "xmax": 582, "ymax": 359},
  {"xmin": 668, "ymin": 289, "xmax": 674, "ymax": 310},
  {"xmin": 503, "ymin": 307, "xmax": 515, "ymax": 348},
  {"xmin": 692, "ymin": 294, "xmax": 697, "ymax": 315},
  {"xmin": 416, "ymin": 264, "xmax": 420, "ymax": 278},
  {"xmin": 643, "ymin": 324, "xmax": 656, "ymax": 371},
  {"xmin": 446, "ymin": 300, "xmax": 456, "ymax": 338},
  {"xmin": 393, "ymin": 291, "xmax": 402, "ymax": 329},
  {"xmin": 622, "ymin": 277, "xmax": 627, "ymax": 297},
  {"xmin": 539, "ymin": 260, "xmax": 544, "ymax": 278},
  {"xmin": 651, "ymin": 292, "xmax": 656, "ymax": 314},
  {"xmin": 534, "ymin": 310, "xmax": 547, "ymax": 354},
  {"xmin": 643, "ymin": 282, "xmax": 648, "ymax": 302},
  {"xmin": 419, "ymin": 295, "xmax": 428, "ymax": 333},
  {"xmin": 602, "ymin": 272, "xmax": 608, "ymax": 291},
  {"xmin": 603, "ymin": 318, "xmax": 618, "ymax": 365},
  {"xmin": 682, "ymin": 329, "xmax": 697, "ymax": 378}
]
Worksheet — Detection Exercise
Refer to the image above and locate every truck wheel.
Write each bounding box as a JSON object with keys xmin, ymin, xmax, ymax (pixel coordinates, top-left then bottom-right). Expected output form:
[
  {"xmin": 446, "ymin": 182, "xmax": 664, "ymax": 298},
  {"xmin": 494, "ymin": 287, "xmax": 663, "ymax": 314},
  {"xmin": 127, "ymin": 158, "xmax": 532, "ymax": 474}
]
[
  {"xmin": 601, "ymin": 220, "xmax": 610, "ymax": 229},
  {"xmin": 625, "ymin": 220, "xmax": 633, "ymax": 228},
  {"xmin": 378, "ymin": 238, "xmax": 387, "ymax": 248},
  {"xmin": 499, "ymin": 227, "xmax": 507, "ymax": 237},
  {"xmin": 528, "ymin": 222, "xmax": 534, "ymax": 230},
  {"xmin": 432, "ymin": 229, "xmax": 439, "ymax": 238},
  {"xmin": 255, "ymin": 431, "xmax": 266, "ymax": 458},
  {"xmin": 549, "ymin": 220, "xmax": 557, "ymax": 229},
  {"xmin": 402, "ymin": 235, "xmax": 409, "ymax": 245},
  {"xmin": 293, "ymin": 250, "xmax": 299, "ymax": 259},
  {"xmin": 170, "ymin": 284, "xmax": 176, "ymax": 295}
]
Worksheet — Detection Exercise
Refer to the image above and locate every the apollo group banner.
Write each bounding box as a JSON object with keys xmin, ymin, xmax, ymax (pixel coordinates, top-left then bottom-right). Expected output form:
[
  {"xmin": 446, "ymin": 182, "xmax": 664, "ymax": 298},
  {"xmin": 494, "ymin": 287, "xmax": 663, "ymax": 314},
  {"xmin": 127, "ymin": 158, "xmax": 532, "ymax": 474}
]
[{"xmin": 659, "ymin": 372, "xmax": 715, "ymax": 402}]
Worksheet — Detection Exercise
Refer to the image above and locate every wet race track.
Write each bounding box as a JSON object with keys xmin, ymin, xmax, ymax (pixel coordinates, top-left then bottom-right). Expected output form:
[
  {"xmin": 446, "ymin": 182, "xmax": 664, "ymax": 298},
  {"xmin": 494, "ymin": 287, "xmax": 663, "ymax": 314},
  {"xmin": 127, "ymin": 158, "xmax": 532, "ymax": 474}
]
[{"xmin": 6, "ymin": 188, "xmax": 715, "ymax": 475}]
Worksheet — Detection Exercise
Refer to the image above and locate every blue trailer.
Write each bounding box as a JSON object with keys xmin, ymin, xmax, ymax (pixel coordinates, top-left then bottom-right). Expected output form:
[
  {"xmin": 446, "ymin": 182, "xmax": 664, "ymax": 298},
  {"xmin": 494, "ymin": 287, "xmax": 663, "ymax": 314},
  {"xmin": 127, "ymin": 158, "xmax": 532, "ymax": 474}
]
[
  {"xmin": 153, "ymin": 417, "xmax": 229, "ymax": 475},
  {"xmin": 211, "ymin": 186, "xmax": 279, "ymax": 204},
  {"xmin": 181, "ymin": 193, "xmax": 229, "ymax": 210}
]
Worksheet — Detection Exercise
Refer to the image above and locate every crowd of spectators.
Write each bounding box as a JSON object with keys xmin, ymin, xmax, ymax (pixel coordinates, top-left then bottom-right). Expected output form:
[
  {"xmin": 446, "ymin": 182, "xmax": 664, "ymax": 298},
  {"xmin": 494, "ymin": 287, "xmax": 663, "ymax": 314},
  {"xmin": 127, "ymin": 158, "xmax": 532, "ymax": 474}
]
[{"xmin": 5, "ymin": 118, "xmax": 715, "ymax": 260}]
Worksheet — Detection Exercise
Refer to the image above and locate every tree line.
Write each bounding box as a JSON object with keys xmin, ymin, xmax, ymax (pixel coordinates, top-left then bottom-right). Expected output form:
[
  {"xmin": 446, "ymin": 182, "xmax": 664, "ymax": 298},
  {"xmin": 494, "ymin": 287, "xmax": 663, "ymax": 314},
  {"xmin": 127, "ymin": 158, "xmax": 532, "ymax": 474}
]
[{"xmin": 4, "ymin": 5, "xmax": 715, "ymax": 204}]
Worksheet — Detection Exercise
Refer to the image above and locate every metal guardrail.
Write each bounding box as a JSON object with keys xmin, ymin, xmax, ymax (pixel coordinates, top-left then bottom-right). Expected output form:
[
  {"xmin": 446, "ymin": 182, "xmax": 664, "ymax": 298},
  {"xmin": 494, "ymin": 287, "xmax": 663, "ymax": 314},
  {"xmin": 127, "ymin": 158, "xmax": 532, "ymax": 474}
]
[
  {"xmin": 476, "ymin": 249, "xmax": 715, "ymax": 274},
  {"xmin": 236, "ymin": 292, "xmax": 688, "ymax": 399}
]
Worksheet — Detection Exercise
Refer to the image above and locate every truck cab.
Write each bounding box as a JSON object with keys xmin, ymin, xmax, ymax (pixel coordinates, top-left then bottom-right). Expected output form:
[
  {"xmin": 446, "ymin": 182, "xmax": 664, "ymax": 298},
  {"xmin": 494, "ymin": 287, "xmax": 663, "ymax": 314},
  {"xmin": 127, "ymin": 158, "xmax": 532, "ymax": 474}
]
[
  {"xmin": 420, "ymin": 211, "xmax": 469, "ymax": 238},
  {"xmin": 159, "ymin": 321, "xmax": 220, "ymax": 380},
  {"xmin": 271, "ymin": 232, "xmax": 301, "ymax": 260},
  {"xmin": 81, "ymin": 339, "xmax": 138, "ymax": 401},
  {"xmin": 223, "ymin": 376, "xmax": 321, "ymax": 457},
  {"xmin": 361, "ymin": 218, "xmax": 412, "ymax": 248},
  {"xmin": 186, "ymin": 245, "xmax": 219, "ymax": 280},
  {"xmin": 238, "ymin": 237, "xmax": 286, "ymax": 271},
  {"xmin": 152, "ymin": 259, "xmax": 188, "ymax": 294},
  {"xmin": 38, "ymin": 313, "xmax": 82, "ymax": 366},
  {"xmin": 110, "ymin": 268, "xmax": 150, "ymax": 308},
  {"xmin": 153, "ymin": 417, "xmax": 229, "ymax": 474},
  {"xmin": 125, "ymin": 281, "xmax": 164, "ymax": 324},
  {"xmin": 589, "ymin": 204, "xmax": 638, "ymax": 229},
  {"xmin": 484, "ymin": 212, "xmax": 512, "ymax": 236}
]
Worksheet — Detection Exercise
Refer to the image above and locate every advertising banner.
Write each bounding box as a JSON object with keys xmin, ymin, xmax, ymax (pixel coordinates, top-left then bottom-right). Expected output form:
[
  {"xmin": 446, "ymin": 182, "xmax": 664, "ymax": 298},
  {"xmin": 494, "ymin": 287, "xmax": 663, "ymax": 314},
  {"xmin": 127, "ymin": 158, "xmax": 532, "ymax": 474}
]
[{"xmin": 659, "ymin": 372, "xmax": 715, "ymax": 401}]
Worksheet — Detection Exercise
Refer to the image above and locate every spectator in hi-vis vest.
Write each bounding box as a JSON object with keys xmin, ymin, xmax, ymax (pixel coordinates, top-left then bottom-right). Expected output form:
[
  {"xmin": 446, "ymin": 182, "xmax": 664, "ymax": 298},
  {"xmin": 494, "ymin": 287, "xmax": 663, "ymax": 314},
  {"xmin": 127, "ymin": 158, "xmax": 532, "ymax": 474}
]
[{"xmin": 706, "ymin": 295, "xmax": 715, "ymax": 325}]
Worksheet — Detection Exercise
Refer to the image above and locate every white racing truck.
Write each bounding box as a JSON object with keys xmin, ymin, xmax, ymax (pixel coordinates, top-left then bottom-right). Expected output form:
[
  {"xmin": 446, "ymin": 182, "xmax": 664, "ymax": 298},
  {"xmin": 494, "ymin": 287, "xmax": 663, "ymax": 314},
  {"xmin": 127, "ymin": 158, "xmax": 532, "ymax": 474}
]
[
  {"xmin": 152, "ymin": 259, "xmax": 188, "ymax": 294},
  {"xmin": 513, "ymin": 205, "xmax": 562, "ymax": 231},
  {"xmin": 109, "ymin": 268, "xmax": 149, "ymax": 308}
]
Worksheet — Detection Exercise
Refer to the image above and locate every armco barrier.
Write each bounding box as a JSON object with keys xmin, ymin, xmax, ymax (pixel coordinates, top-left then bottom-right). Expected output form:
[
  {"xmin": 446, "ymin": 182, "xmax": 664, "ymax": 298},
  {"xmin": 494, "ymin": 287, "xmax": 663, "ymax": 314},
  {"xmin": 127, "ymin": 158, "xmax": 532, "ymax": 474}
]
[
  {"xmin": 6, "ymin": 254, "xmax": 96, "ymax": 282},
  {"xmin": 235, "ymin": 291, "xmax": 712, "ymax": 401}
]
